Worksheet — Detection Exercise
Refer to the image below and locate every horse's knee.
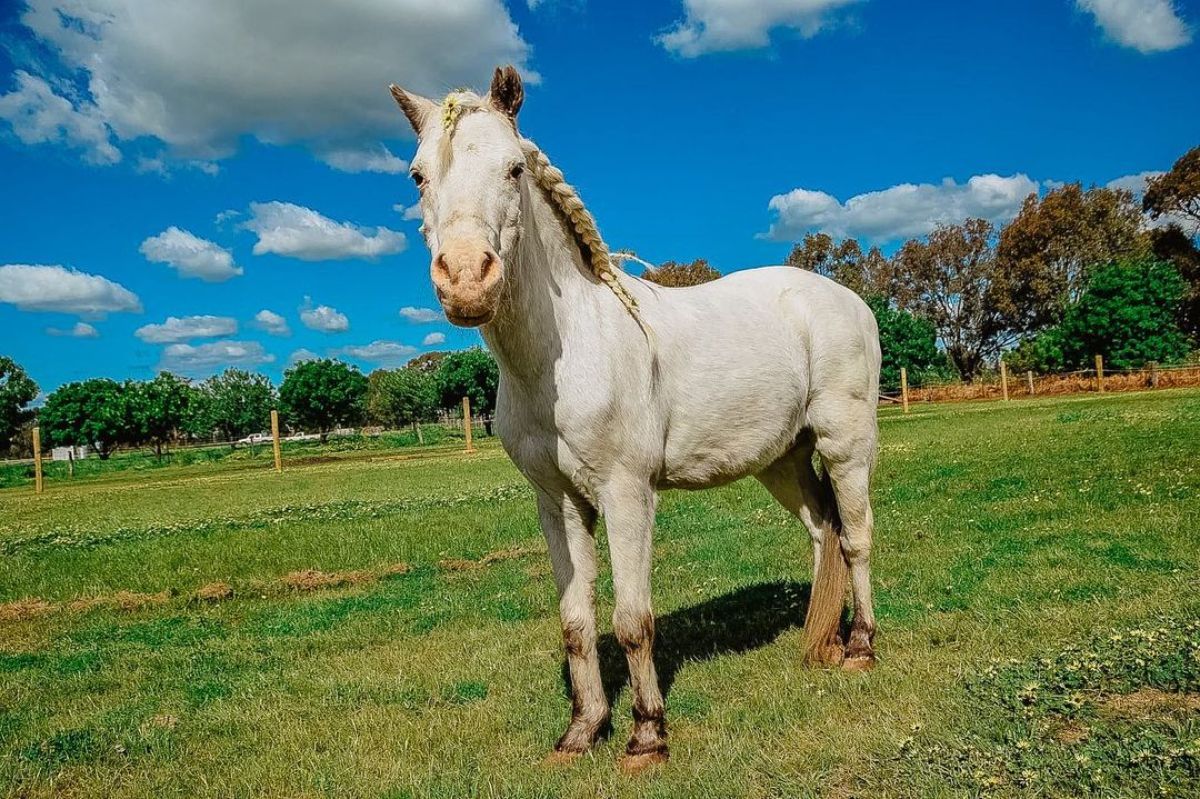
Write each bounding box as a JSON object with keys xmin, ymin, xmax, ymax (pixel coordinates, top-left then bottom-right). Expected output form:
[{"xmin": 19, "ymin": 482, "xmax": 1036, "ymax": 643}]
[{"xmin": 613, "ymin": 607, "xmax": 654, "ymax": 654}]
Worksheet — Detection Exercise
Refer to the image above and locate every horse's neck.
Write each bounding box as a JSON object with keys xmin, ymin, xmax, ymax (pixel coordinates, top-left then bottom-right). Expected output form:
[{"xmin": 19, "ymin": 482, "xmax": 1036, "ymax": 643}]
[{"xmin": 482, "ymin": 185, "xmax": 608, "ymax": 382}]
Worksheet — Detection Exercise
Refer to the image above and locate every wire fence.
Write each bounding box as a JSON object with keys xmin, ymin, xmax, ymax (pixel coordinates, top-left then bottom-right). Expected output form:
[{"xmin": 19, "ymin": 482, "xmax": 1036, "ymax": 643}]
[{"xmin": 881, "ymin": 360, "xmax": 1200, "ymax": 407}]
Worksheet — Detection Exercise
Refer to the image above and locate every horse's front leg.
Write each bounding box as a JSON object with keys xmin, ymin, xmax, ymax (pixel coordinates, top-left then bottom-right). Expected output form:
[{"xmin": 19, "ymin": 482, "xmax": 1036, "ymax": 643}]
[
  {"xmin": 602, "ymin": 476, "xmax": 668, "ymax": 769},
  {"xmin": 536, "ymin": 487, "xmax": 609, "ymax": 756}
]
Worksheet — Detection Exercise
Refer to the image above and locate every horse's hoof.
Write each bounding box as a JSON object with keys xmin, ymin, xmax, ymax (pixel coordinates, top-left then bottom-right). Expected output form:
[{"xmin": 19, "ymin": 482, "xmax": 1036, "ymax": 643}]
[
  {"xmin": 842, "ymin": 653, "xmax": 875, "ymax": 672},
  {"xmin": 804, "ymin": 643, "xmax": 846, "ymax": 668},
  {"xmin": 619, "ymin": 748, "xmax": 669, "ymax": 774}
]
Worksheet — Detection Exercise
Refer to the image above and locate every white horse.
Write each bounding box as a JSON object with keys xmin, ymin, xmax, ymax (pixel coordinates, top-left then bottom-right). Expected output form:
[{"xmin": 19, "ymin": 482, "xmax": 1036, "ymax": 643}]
[{"xmin": 390, "ymin": 66, "xmax": 881, "ymax": 768}]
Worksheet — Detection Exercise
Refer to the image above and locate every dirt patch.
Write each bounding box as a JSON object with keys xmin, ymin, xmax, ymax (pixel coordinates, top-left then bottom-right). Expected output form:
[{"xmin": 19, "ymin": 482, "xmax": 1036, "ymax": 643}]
[
  {"xmin": 0, "ymin": 597, "xmax": 56, "ymax": 622},
  {"xmin": 67, "ymin": 591, "xmax": 169, "ymax": 613},
  {"xmin": 441, "ymin": 546, "xmax": 540, "ymax": 572},
  {"xmin": 1098, "ymin": 688, "xmax": 1200, "ymax": 719},
  {"xmin": 140, "ymin": 714, "xmax": 179, "ymax": 733},
  {"xmin": 281, "ymin": 569, "xmax": 375, "ymax": 591},
  {"xmin": 193, "ymin": 582, "xmax": 234, "ymax": 602},
  {"xmin": 1052, "ymin": 721, "xmax": 1089, "ymax": 744},
  {"xmin": 379, "ymin": 562, "xmax": 411, "ymax": 577}
]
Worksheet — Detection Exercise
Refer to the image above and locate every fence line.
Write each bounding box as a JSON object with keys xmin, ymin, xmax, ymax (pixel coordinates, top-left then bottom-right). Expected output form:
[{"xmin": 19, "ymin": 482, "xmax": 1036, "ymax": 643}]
[{"xmin": 882, "ymin": 360, "xmax": 1200, "ymax": 408}]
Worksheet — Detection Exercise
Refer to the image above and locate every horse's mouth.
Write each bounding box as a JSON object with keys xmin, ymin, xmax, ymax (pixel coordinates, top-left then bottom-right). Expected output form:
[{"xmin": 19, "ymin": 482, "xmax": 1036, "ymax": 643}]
[{"xmin": 446, "ymin": 310, "xmax": 494, "ymax": 327}]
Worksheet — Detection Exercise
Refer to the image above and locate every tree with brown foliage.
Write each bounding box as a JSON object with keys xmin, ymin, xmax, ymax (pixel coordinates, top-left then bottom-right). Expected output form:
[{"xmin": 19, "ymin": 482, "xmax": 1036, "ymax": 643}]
[
  {"xmin": 641, "ymin": 258, "xmax": 721, "ymax": 287},
  {"xmin": 1150, "ymin": 225, "xmax": 1200, "ymax": 337},
  {"xmin": 786, "ymin": 233, "xmax": 898, "ymax": 300},
  {"xmin": 405, "ymin": 351, "xmax": 447, "ymax": 374},
  {"xmin": 892, "ymin": 219, "xmax": 1011, "ymax": 382},
  {"xmin": 994, "ymin": 183, "xmax": 1147, "ymax": 333},
  {"xmin": 1144, "ymin": 145, "xmax": 1200, "ymax": 231}
]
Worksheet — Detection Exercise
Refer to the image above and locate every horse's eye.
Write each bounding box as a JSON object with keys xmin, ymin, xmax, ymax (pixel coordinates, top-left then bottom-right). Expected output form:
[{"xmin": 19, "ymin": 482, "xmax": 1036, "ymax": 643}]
[
  {"xmin": 509, "ymin": 163, "xmax": 524, "ymax": 180},
  {"xmin": 411, "ymin": 171, "xmax": 425, "ymax": 188}
]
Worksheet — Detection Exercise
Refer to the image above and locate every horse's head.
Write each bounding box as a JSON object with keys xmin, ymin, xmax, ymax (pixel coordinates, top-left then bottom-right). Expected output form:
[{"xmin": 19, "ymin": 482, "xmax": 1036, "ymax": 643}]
[{"xmin": 390, "ymin": 67, "xmax": 526, "ymax": 327}]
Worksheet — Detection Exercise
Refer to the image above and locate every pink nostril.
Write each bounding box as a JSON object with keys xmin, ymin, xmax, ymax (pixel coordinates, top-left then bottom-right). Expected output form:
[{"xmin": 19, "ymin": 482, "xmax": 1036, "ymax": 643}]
[{"xmin": 434, "ymin": 252, "xmax": 451, "ymax": 280}]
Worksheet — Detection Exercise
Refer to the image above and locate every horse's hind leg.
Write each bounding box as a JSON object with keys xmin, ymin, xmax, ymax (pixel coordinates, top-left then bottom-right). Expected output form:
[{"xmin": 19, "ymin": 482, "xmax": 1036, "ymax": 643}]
[
  {"xmin": 756, "ymin": 435, "xmax": 831, "ymax": 580},
  {"xmin": 756, "ymin": 436, "xmax": 846, "ymax": 665},
  {"xmin": 814, "ymin": 424, "xmax": 877, "ymax": 671}
]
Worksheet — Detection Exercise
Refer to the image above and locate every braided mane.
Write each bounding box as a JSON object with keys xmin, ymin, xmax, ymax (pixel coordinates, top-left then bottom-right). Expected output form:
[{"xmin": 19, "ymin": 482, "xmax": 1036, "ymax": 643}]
[{"xmin": 439, "ymin": 93, "xmax": 649, "ymax": 338}]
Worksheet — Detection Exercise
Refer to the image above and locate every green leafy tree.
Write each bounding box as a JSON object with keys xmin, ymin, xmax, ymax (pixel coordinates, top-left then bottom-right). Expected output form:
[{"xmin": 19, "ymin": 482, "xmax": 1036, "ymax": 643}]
[
  {"xmin": 367, "ymin": 368, "xmax": 437, "ymax": 430},
  {"xmin": 280, "ymin": 359, "xmax": 367, "ymax": 443},
  {"xmin": 125, "ymin": 372, "xmax": 198, "ymax": 458},
  {"xmin": 865, "ymin": 296, "xmax": 952, "ymax": 391},
  {"xmin": 435, "ymin": 347, "xmax": 499, "ymax": 416},
  {"xmin": 1055, "ymin": 259, "xmax": 1191, "ymax": 371},
  {"xmin": 199, "ymin": 369, "xmax": 276, "ymax": 444},
  {"xmin": 0, "ymin": 356, "xmax": 39, "ymax": 453},
  {"xmin": 39, "ymin": 378, "xmax": 128, "ymax": 459}
]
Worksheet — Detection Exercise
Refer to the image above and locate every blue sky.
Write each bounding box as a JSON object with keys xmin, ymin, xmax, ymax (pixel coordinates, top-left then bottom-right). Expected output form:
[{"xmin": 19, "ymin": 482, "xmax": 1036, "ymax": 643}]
[{"xmin": 1, "ymin": 0, "xmax": 1197, "ymax": 394}]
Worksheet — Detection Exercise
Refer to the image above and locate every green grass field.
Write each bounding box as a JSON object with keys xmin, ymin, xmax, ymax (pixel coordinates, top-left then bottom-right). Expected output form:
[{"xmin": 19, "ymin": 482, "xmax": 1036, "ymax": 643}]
[{"xmin": 2, "ymin": 389, "xmax": 1198, "ymax": 798}]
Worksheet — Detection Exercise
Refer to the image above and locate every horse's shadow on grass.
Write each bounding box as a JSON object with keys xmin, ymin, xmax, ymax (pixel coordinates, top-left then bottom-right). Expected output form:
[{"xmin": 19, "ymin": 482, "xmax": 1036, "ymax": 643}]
[{"xmin": 561, "ymin": 580, "xmax": 812, "ymax": 710}]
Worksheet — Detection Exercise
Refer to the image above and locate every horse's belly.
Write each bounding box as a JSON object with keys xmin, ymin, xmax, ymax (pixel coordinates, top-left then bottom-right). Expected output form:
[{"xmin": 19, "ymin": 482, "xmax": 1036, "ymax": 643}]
[{"xmin": 657, "ymin": 396, "xmax": 804, "ymax": 489}]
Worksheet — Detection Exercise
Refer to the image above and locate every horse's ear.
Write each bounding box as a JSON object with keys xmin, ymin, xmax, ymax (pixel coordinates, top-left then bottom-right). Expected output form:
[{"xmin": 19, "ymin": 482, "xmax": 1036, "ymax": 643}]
[
  {"xmin": 487, "ymin": 65, "xmax": 524, "ymax": 120},
  {"xmin": 389, "ymin": 85, "xmax": 437, "ymax": 135}
]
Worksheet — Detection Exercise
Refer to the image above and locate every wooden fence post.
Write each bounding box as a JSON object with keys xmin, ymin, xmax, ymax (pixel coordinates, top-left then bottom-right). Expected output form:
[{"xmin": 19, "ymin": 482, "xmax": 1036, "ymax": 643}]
[
  {"xmin": 270, "ymin": 409, "xmax": 283, "ymax": 473},
  {"xmin": 32, "ymin": 426, "xmax": 44, "ymax": 495},
  {"xmin": 900, "ymin": 367, "xmax": 909, "ymax": 414},
  {"xmin": 1000, "ymin": 361, "xmax": 1009, "ymax": 402},
  {"xmin": 1149, "ymin": 361, "xmax": 1159, "ymax": 389},
  {"xmin": 1026, "ymin": 370, "xmax": 1035, "ymax": 396},
  {"xmin": 462, "ymin": 397, "xmax": 475, "ymax": 452},
  {"xmin": 1095, "ymin": 354, "xmax": 1105, "ymax": 393}
]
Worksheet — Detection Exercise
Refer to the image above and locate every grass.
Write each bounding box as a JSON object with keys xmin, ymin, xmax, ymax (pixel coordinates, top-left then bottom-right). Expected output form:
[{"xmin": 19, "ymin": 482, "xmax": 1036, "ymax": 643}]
[{"xmin": 1, "ymin": 389, "xmax": 1198, "ymax": 798}]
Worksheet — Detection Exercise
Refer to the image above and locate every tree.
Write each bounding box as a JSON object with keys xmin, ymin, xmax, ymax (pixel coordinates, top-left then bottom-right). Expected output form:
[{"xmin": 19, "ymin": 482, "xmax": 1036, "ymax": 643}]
[
  {"xmin": 199, "ymin": 368, "xmax": 275, "ymax": 444},
  {"xmin": 641, "ymin": 259, "xmax": 721, "ymax": 287},
  {"xmin": 125, "ymin": 372, "xmax": 198, "ymax": 457},
  {"xmin": 1144, "ymin": 145, "xmax": 1200, "ymax": 231},
  {"xmin": 892, "ymin": 219, "xmax": 1009, "ymax": 382},
  {"xmin": 39, "ymin": 378, "xmax": 128, "ymax": 459},
  {"xmin": 0, "ymin": 356, "xmax": 38, "ymax": 453},
  {"xmin": 864, "ymin": 296, "xmax": 951, "ymax": 391},
  {"xmin": 1150, "ymin": 225, "xmax": 1200, "ymax": 337},
  {"xmin": 435, "ymin": 348, "xmax": 499, "ymax": 415},
  {"xmin": 279, "ymin": 359, "xmax": 367, "ymax": 443},
  {"xmin": 995, "ymin": 183, "xmax": 1147, "ymax": 332},
  {"xmin": 406, "ymin": 351, "xmax": 447, "ymax": 374},
  {"xmin": 787, "ymin": 233, "xmax": 898, "ymax": 300},
  {"xmin": 367, "ymin": 368, "xmax": 437, "ymax": 434},
  {"xmin": 1054, "ymin": 259, "xmax": 1190, "ymax": 371}
]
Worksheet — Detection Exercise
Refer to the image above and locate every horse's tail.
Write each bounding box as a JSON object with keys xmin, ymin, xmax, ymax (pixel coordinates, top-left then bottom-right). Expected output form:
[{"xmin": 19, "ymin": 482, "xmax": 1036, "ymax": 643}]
[{"xmin": 803, "ymin": 472, "xmax": 848, "ymax": 666}]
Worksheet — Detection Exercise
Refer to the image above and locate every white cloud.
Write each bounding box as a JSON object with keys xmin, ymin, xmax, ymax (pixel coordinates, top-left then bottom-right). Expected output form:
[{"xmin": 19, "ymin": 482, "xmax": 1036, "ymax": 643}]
[
  {"xmin": 1105, "ymin": 170, "xmax": 1164, "ymax": 194},
  {"xmin": 159, "ymin": 340, "xmax": 274, "ymax": 376},
  {"xmin": 300, "ymin": 300, "xmax": 350, "ymax": 333},
  {"xmin": 0, "ymin": 264, "xmax": 142, "ymax": 315},
  {"xmin": 245, "ymin": 201, "xmax": 406, "ymax": 261},
  {"xmin": 140, "ymin": 227, "xmax": 243, "ymax": 282},
  {"xmin": 288, "ymin": 348, "xmax": 320, "ymax": 366},
  {"xmin": 658, "ymin": 0, "xmax": 862, "ymax": 57},
  {"xmin": 135, "ymin": 315, "xmax": 238, "ymax": 343},
  {"xmin": 319, "ymin": 145, "xmax": 408, "ymax": 174},
  {"xmin": 764, "ymin": 173, "xmax": 1039, "ymax": 243},
  {"xmin": 0, "ymin": 71, "xmax": 120, "ymax": 165},
  {"xmin": 399, "ymin": 306, "xmax": 442, "ymax": 323},
  {"xmin": 422, "ymin": 332, "xmax": 446, "ymax": 346},
  {"xmin": 393, "ymin": 203, "xmax": 424, "ymax": 222},
  {"xmin": 333, "ymin": 340, "xmax": 419, "ymax": 367},
  {"xmin": 1077, "ymin": 0, "xmax": 1191, "ymax": 53},
  {"xmin": 7, "ymin": 0, "xmax": 531, "ymax": 167},
  {"xmin": 46, "ymin": 321, "xmax": 99, "ymax": 338},
  {"xmin": 253, "ymin": 309, "xmax": 291, "ymax": 336}
]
